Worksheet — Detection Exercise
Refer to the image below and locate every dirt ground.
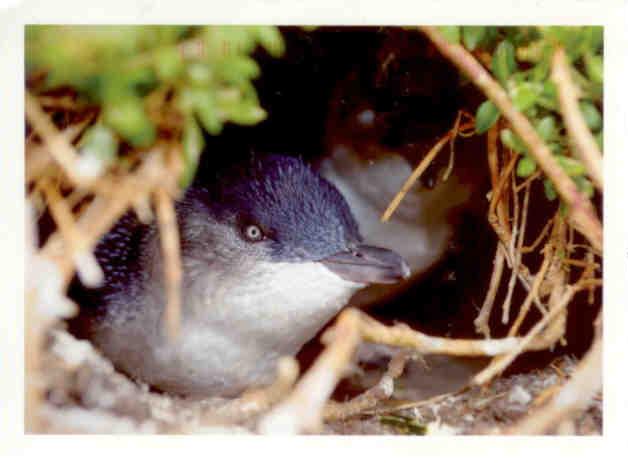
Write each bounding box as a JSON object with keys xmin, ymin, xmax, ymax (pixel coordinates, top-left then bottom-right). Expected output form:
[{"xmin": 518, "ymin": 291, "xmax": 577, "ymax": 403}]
[{"xmin": 36, "ymin": 326, "xmax": 602, "ymax": 435}]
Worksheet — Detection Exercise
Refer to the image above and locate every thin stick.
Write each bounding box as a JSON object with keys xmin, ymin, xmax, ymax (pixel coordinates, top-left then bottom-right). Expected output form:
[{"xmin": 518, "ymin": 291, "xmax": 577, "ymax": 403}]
[
  {"xmin": 419, "ymin": 26, "xmax": 602, "ymax": 252},
  {"xmin": 261, "ymin": 305, "xmax": 570, "ymax": 433},
  {"xmin": 41, "ymin": 149, "xmax": 168, "ymax": 286},
  {"xmin": 323, "ymin": 350, "xmax": 410, "ymax": 421},
  {"xmin": 514, "ymin": 170, "xmax": 541, "ymax": 193},
  {"xmin": 381, "ymin": 121, "xmax": 474, "ymax": 222},
  {"xmin": 472, "ymin": 285, "xmax": 575, "ymax": 386},
  {"xmin": 522, "ymin": 218, "xmax": 554, "ymax": 254},
  {"xmin": 356, "ymin": 311, "xmax": 553, "ymax": 357},
  {"xmin": 488, "ymin": 154, "xmax": 518, "ymax": 246},
  {"xmin": 40, "ymin": 179, "xmax": 103, "ymax": 287},
  {"xmin": 552, "ymin": 48, "xmax": 603, "ymax": 191},
  {"xmin": 442, "ymin": 111, "xmax": 462, "ymax": 182},
  {"xmin": 258, "ymin": 309, "xmax": 362, "ymax": 434},
  {"xmin": 474, "ymin": 246, "xmax": 506, "ymax": 338},
  {"xmin": 501, "ymin": 173, "xmax": 522, "ymax": 324},
  {"xmin": 25, "ymin": 92, "xmax": 91, "ymax": 187},
  {"xmin": 509, "ymin": 246, "xmax": 553, "ymax": 335},
  {"xmin": 367, "ymin": 389, "xmax": 463, "ymax": 415},
  {"xmin": 26, "ymin": 121, "xmax": 92, "ymax": 184},
  {"xmin": 502, "ymin": 181, "xmax": 531, "ymax": 324},
  {"xmin": 200, "ymin": 357, "xmax": 300, "ymax": 428},
  {"xmin": 154, "ymin": 187, "xmax": 183, "ymax": 341}
]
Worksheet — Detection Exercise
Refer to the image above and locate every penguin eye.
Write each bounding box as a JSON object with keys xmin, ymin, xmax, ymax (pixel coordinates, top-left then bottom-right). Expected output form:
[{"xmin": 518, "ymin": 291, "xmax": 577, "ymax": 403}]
[{"xmin": 243, "ymin": 224, "xmax": 264, "ymax": 242}]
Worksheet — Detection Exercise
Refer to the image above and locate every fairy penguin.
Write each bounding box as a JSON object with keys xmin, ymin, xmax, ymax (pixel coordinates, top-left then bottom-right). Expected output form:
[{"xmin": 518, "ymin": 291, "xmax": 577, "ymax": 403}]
[{"xmin": 71, "ymin": 155, "xmax": 409, "ymax": 398}]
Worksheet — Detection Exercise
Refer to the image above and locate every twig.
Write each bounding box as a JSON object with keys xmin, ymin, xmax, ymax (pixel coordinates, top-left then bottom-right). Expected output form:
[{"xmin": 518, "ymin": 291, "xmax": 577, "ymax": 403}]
[
  {"xmin": 552, "ymin": 48, "xmax": 603, "ymax": 191},
  {"xmin": 355, "ymin": 311, "xmax": 553, "ymax": 356},
  {"xmin": 381, "ymin": 121, "xmax": 474, "ymax": 222},
  {"xmin": 442, "ymin": 111, "xmax": 463, "ymax": 182},
  {"xmin": 154, "ymin": 187, "xmax": 183, "ymax": 340},
  {"xmin": 472, "ymin": 284, "xmax": 575, "ymax": 386},
  {"xmin": 501, "ymin": 173, "xmax": 522, "ymax": 324},
  {"xmin": 502, "ymin": 181, "xmax": 531, "ymax": 324},
  {"xmin": 514, "ymin": 170, "xmax": 541, "ymax": 193},
  {"xmin": 474, "ymin": 245, "xmax": 506, "ymax": 338},
  {"xmin": 323, "ymin": 350, "xmax": 411, "ymax": 421},
  {"xmin": 367, "ymin": 389, "xmax": 463, "ymax": 415},
  {"xmin": 25, "ymin": 92, "xmax": 93, "ymax": 187},
  {"xmin": 41, "ymin": 149, "xmax": 169, "ymax": 286},
  {"xmin": 258, "ymin": 309, "xmax": 362, "ymax": 434},
  {"xmin": 419, "ymin": 26, "xmax": 602, "ymax": 252},
  {"xmin": 509, "ymin": 245, "xmax": 553, "ymax": 335},
  {"xmin": 488, "ymin": 154, "xmax": 518, "ymax": 246},
  {"xmin": 39, "ymin": 179, "xmax": 103, "ymax": 288},
  {"xmin": 260, "ymin": 305, "xmax": 572, "ymax": 434},
  {"xmin": 522, "ymin": 218, "xmax": 554, "ymax": 254},
  {"xmin": 199, "ymin": 357, "xmax": 299, "ymax": 428},
  {"xmin": 26, "ymin": 121, "xmax": 92, "ymax": 184}
]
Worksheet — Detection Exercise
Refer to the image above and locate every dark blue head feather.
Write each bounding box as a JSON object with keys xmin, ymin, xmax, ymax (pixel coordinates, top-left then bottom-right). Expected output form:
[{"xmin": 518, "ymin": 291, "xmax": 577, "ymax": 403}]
[{"xmin": 191, "ymin": 154, "xmax": 363, "ymax": 262}]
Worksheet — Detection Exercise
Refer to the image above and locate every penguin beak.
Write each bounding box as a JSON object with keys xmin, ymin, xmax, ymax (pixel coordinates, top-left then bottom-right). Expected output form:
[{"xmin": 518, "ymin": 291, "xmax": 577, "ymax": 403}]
[{"xmin": 320, "ymin": 244, "xmax": 410, "ymax": 284}]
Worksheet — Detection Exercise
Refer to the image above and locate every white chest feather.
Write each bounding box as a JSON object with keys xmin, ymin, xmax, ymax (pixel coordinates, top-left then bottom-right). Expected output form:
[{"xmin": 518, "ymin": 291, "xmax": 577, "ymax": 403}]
[
  {"xmin": 186, "ymin": 261, "xmax": 363, "ymax": 356},
  {"xmin": 97, "ymin": 260, "xmax": 362, "ymax": 397}
]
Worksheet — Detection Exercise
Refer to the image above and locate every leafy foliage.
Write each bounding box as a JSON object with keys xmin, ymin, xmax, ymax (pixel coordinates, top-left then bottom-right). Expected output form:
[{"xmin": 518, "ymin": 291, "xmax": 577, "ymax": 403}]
[
  {"xmin": 26, "ymin": 25, "xmax": 285, "ymax": 186},
  {"xmin": 440, "ymin": 26, "xmax": 603, "ymax": 201}
]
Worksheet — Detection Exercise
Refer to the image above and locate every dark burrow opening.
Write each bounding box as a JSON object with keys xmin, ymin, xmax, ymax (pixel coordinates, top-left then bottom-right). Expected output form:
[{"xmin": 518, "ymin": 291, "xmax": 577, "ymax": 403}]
[{"xmin": 193, "ymin": 26, "xmax": 600, "ymax": 399}]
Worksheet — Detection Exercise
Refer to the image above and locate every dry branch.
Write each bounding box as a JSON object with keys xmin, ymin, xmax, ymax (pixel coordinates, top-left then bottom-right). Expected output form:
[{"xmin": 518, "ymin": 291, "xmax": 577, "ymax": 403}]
[
  {"xmin": 40, "ymin": 179, "xmax": 104, "ymax": 288},
  {"xmin": 154, "ymin": 187, "xmax": 183, "ymax": 340},
  {"xmin": 474, "ymin": 246, "xmax": 506, "ymax": 338},
  {"xmin": 323, "ymin": 349, "xmax": 410, "ymax": 421},
  {"xmin": 260, "ymin": 304, "xmax": 583, "ymax": 433},
  {"xmin": 552, "ymin": 48, "xmax": 603, "ymax": 191},
  {"xmin": 258, "ymin": 309, "xmax": 362, "ymax": 434},
  {"xmin": 25, "ymin": 92, "xmax": 93, "ymax": 187},
  {"xmin": 381, "ymin": 121, "xmax": 474, "ymax": 222},
  {"xmin": 198, "ymin": 357, "xmax": 299, "ymax": 428},
  {"xmin": 40, "ymin": 148, "xmax": 171, "ymax": 286}
]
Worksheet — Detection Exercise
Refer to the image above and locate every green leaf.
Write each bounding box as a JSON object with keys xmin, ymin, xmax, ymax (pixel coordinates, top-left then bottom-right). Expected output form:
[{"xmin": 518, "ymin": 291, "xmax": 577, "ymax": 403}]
[
  {"xmin": 556, "ymin": 155, "xmax": 586, "ymax": 177},
  {"xmin": 584, "ymin": 53, "xmax": 603, "ymax": 84},
  {"xmin": 154, "ymin": 46, "xmax": 183, "ymax": 81},
  {"xmin": 103, "ymin": 97, "xmax": 156, "ymax": 147},
  {"xmin": 438, "ymin": 26, "xmax": 461, "ymax": 44},
  {"xmin": 227, "ymin": 102, "xmax": 267, "ymax": 125},
  {"xmin": 574, "ymin": 175, "xmax": 594, "ymax": 198},
  {"xmin": 186, "ymin": 62, "xmax": 213, "ymax": 86},
  {"xmin": 517, "ymin": 156, "xmax": 537, "ymax": 177},
  {"xmin": 217, "ymin": 56, "xmax": 260, "ymax": 83},
  {"xmin": 500, "ymin": 128, "xmax": 527, "ymax": 154},
  {"xmin": 535, "ymin": 116, "xmax": 557, "ymax": 141},
  {"xmin": 180, "ymin": 116, "xmax": 204, "ymax": 188},
  {"xmin": 78, "ymin": 124, "xmax": 118, "ymax": 163},
  {"xmin": 492, "ymin": 40, "xmax": 516, "ymax": 85},
  {"xmin": 254, "ymin": 26, "xmax": 285, "ymax": 57},
  {"xmin": 379, "ymin": 415, "xmax": 427, "ymax": 435},
  {"xmin": 595, "ymin": 132, "xmax": 603, "ymax": 151},
  {"xmin": 579, "ymin": 101, "xmax": 602, "ymax": 131},
  {"xmin": 475, "ymin": 100, "xmax": 500, "ymax": 134},
  {"xmin": 462, "ymin": 26, "xmax": 486, "ymax": 50},
  {"xmin": 543, "ymin": 178, "xmax": 557, "ymax": 201},
  {"xmin": 194, "ymin": 92, "xmax": 223, "ymax": 135},
  {"xmin": 510, "ymin": 82, "xmax": 541, "ymax": 112}
]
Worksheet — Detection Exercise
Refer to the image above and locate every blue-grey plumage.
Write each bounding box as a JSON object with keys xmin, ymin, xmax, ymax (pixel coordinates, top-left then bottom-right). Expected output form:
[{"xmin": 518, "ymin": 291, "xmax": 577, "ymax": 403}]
[{"xmin": 71, "ymin": 155, "xmax": 409, "ymax": 398}]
